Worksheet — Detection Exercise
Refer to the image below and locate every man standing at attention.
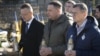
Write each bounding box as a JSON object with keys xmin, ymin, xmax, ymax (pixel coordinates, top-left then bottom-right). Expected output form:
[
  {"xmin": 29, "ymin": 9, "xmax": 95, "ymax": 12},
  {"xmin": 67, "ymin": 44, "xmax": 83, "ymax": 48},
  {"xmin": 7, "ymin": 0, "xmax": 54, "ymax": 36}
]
[
  {"xmin": 40, "ymin": 1, "xmax": 72, "ymax": 56},
  {"xmin": 18, "ymin": 3, "xmax": 44, "ymax": 56},
  {"xmin": 65, "ymin": 3, "xmax": 100, "ymax": 56}
]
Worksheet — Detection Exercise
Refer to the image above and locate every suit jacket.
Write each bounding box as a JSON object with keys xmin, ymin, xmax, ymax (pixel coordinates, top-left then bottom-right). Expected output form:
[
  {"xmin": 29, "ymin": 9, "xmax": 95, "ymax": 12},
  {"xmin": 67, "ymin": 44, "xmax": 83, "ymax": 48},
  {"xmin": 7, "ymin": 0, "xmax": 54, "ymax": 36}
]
[{"xmin": 19, "ymin": 18, "xmax": 44, "ymax": 56}]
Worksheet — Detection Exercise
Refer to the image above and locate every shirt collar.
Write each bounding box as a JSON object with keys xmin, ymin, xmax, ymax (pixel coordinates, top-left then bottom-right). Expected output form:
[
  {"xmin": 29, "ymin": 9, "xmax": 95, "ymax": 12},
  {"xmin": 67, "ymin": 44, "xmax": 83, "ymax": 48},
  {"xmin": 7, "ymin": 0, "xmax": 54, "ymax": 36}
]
[
  {"xmin": 76, "ymin": 19, "xmax": 87, "ymax": 29},
  {"xmin": 76, "ymin": 19, "xmax": 87, "ymax": 35}
]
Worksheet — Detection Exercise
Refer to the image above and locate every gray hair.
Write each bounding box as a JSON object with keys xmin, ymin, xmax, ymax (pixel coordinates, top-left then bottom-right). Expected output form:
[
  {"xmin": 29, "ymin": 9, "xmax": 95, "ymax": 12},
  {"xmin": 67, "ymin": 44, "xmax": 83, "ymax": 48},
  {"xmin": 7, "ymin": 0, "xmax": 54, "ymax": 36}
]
[{"xmin": 73, "ymin": 3, "xmax": 88, "ymax": 12}]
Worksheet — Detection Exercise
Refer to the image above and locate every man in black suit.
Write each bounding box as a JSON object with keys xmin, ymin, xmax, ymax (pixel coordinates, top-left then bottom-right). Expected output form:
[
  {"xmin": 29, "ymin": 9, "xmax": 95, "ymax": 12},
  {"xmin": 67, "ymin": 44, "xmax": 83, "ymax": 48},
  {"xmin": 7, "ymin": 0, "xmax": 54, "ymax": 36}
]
[{"xmin": 18, "ymin": 3, "xmax": 44, "ymax": 56}]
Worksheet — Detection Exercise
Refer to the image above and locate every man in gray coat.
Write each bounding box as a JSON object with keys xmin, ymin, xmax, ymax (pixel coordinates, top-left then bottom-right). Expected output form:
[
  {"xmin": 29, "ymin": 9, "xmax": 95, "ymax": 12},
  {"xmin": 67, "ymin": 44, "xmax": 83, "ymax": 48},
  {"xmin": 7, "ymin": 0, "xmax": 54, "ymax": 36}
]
[{"xmin": 40, "ymin": 1, "xmax": 73, "ymax": 56}]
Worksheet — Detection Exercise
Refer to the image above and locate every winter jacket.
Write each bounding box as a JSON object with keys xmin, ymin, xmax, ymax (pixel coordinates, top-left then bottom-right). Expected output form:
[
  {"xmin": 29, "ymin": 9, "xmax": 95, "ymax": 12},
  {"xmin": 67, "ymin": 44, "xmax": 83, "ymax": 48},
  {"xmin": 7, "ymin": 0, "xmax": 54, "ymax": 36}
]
[
  {"xmin": 42, "ymin": 14, "xmax": 73, "ymax": 56},
  {"xmin": 66, "ymin": 16, "xmax": 100, "ymax": 56}
]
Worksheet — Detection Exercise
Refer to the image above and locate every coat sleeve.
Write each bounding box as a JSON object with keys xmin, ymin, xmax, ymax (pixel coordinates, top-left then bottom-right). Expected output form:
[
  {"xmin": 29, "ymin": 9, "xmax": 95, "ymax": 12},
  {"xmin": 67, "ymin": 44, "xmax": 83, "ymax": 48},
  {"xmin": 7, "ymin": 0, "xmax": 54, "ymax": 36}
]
[
  {"xmin": 34, "ymin": 23, "xmax": 44, "ymax": 56},
  {"xmin": 36, "ymin": 23, "xmax": 44, "ymax": 47},
  {"xmin": 51, "ymin": 44, "xmax": 66, "ymax": 55},
  {"xmin": 76, "ymin": 32, "xmax": 100, "ymax": 56},
  {"xmin": 18, "ymin": 37, "xmax": 24, "ymax": 51}
]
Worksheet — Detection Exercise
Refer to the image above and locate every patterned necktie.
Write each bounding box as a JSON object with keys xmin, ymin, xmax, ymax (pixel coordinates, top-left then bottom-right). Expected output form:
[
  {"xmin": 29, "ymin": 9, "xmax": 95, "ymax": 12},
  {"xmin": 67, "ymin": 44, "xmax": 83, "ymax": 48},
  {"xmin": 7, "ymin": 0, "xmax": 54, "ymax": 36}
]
[{"xmin": 25, "ymin": 23, "xmax": 29, "ymax": 33}]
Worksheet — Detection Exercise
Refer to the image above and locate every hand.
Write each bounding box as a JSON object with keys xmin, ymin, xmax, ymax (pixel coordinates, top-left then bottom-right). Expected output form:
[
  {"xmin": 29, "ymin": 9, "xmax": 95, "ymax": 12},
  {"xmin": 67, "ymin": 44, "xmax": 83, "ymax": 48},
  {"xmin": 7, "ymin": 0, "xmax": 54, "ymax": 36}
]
[
  {"xmin": 39, "ymin": 47, "xmax": 52, "ymax": 56},
  {"xmin": 47, "ymin": 47, "xmax": 52, "ymax": 55},
  {"xmin": 64, "ymin": 50, "xmax": 76, "ymax": 56},
  {"xmin": 40, "ymin": 47, "xmax": 47, "ymax": 56}
]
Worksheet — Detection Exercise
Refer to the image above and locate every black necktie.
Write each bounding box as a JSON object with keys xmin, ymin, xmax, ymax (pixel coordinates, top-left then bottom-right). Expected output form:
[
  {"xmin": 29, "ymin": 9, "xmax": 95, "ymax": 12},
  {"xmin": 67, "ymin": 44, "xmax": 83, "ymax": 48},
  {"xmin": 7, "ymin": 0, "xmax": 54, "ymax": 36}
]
[{"xmin": 25, "ymin": 23, "xmax": 29, "ymax": 33}]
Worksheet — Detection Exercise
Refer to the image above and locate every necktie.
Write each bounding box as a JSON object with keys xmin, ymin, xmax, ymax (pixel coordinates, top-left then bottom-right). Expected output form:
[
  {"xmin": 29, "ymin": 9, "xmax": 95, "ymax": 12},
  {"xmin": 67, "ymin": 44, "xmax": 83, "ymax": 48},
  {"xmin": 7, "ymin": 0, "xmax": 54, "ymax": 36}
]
[{"xmin": 25, "ymin": 23, "xmax": 29, "ymax": 33}]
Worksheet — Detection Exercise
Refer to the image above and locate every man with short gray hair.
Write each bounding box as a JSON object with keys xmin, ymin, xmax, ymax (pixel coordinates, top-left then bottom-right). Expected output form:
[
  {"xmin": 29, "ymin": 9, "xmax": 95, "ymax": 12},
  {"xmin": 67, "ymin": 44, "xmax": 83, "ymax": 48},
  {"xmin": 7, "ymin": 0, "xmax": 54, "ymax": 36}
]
[
  {"xmin": 65, "ymin": 3, "xmax": 100, "ymax": 56},
  {"xmin": 19, "ymin": 3, "xmax": 44, "ymax": 56}
]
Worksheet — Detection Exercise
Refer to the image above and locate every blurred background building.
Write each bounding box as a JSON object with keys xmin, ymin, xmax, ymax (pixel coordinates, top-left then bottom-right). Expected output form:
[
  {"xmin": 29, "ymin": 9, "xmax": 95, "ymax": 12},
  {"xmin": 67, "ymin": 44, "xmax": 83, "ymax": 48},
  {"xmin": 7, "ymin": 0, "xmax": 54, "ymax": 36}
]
[{"xmin": 0, "ymin": 0, "xmax": 99, "ymax": 30}]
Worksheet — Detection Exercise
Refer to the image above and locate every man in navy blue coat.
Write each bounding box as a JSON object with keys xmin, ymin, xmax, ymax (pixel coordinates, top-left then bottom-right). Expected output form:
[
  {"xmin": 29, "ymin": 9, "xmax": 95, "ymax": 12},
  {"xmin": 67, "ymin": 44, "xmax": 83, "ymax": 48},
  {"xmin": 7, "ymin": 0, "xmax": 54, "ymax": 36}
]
[{"xmin": 64, "ymin": 3, "xmax": 100, "ymax": 56}]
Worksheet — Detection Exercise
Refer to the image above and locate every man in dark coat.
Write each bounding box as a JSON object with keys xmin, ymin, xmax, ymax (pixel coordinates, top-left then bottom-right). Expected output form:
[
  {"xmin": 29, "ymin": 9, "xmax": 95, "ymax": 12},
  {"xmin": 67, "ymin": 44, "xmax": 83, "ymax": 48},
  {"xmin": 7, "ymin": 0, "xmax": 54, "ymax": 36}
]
[
  {"xmin": 65, "ymin": 3, "xmax": 100, "ymax": 56},
  {"xmin": 95, "ymin": 4, "xmax": 100, "ymax": 28},
  {"xmin": 18, "ymin": 3, "xmax": 44, "ymax": 56}
]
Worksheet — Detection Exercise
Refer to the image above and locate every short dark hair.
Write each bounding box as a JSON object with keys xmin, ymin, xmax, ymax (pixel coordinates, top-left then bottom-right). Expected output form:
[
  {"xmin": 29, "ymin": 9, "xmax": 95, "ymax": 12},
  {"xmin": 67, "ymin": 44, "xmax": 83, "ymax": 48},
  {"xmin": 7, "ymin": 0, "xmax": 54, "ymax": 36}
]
[
  {"xmin": 48, "ymin": 1, "xmax": 62, "ymax": 8},
  {"xmin": 96, "ymin": 4, "xmax": 100, "ymax": 11},
  {"xmin": 73, "ymin": 3, "xmax": 88, "ymax": 12},
  {"xmin": 20, "ymin": 3, "xmax": 32, "ymax": 9},
  {"xmin": 66, "ymin": 0, "xmax": 76, "ymax": 5}
]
